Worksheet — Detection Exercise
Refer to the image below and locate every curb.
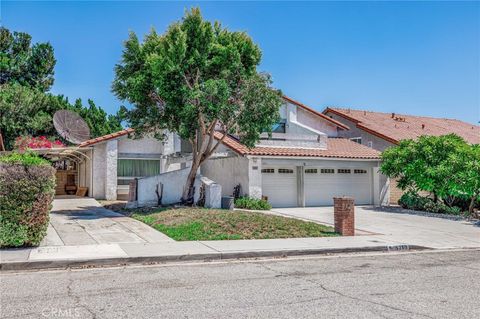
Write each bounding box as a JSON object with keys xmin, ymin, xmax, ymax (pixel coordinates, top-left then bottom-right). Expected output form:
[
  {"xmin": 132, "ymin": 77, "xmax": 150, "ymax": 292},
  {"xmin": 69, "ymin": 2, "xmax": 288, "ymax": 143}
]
[{"xmin": 0, "ymin": 244, "xmax": 430, "ymax": 271}]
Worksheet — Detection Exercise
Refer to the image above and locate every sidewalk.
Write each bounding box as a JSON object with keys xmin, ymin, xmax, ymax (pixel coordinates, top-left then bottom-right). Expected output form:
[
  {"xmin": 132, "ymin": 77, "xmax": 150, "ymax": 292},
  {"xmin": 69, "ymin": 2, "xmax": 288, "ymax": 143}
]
[
  {"xmin": 2, "ymin": 199, "xmax": 479, "ymax": 271},
  {"xmin": 1, "ymin": 235, "xmax": 425, "ymax": 271}
]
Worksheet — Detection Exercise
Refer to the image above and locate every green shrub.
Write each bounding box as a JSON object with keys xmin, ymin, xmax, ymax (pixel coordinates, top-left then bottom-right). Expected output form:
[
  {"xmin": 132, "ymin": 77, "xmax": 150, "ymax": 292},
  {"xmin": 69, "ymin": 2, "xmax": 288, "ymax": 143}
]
[
  {"xmin": 0, "ymin": 152, "xmax": 55, "ymax": 247},
  {"xmin": 0, "ymin": 151, "xmax": 50, "ymax": 166},
  {"xmin": 398, "ymin": 191, "xmax": 464, "ymax": 215},
  {"xmin": 234, "ymin": 197, "xmax": 272, "ymax": 210},
  {"xmin": 398, "ymin": 191, "xmax": 430, "ymax": 210}
]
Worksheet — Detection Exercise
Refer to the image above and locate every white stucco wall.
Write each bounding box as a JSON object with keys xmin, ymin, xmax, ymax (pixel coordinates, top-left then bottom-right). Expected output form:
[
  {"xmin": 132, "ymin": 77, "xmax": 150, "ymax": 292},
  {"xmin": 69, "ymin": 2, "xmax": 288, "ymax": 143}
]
[
  {"xmin": 117, "ymin": 136, "xmax": 164, "ymax": 154},
  {"xmin": 201, "ymin": 155, "xmax": 250, "ymax": 197},
  {"xmin": 92, "ymin": 143, "xmax": 107, "ymax": 199},
  {"xmin": 105, "ymin": 140, "xmax": 118, "ymax": 200},
  {"xmin": 136, "ymin": 167, "xmax": 201, "ymax": 206},
  {"xmin": 281, "ymin": 101, "xmax": 339, "ymax": 137},
  {"xmin": 296, "ymin": 107, "xmax": 338, "ymax": 137}
]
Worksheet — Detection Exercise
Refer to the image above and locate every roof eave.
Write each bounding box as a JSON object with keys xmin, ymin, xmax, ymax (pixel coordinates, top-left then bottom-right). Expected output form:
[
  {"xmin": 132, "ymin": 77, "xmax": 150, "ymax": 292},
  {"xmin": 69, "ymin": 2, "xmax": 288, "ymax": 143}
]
[{"xmin": 282, "ymin": 96, "xmax": 350, "ymax": 130}]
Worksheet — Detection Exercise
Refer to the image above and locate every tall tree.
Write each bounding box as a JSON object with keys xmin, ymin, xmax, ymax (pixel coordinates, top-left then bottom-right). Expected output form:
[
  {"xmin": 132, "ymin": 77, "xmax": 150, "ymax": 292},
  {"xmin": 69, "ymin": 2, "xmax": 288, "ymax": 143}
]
[
  {"xmin": 0, "ymin": 27, "xmax": 123, "ymax": 149},
  {"xmin": 0, "ymin": 27, "xmax": 56, "ymax": 92},
  {"xmin": 113, "ymin": 8, "xmax": 283, "ymax": 203}
]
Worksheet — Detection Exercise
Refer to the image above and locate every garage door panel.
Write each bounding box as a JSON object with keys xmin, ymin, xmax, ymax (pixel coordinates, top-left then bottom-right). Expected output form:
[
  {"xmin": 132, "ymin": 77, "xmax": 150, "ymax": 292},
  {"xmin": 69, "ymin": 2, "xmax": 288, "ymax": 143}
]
[
  {"xmin": 305, "ymin": 168, "xmax": 372, "ymax": 206},
  {"xmin": 262, "ymin": 167, "xmax": 297, "ymax": 208}
]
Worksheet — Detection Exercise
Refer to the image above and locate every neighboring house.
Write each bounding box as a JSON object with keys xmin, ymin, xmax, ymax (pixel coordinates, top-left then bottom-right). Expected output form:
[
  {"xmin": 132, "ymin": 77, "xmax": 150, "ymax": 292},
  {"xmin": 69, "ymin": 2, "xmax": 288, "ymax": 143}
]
[
  {"xmin": 322, "ymin": 107, "xmax": 480, "ymax": 202},
  {"xmin": 36, "ymin": 128, "xmax": 185, "ymax": 201},
  {"xmin": 202, "ymin": 96, "xmax": 387, "ymax": 208}
]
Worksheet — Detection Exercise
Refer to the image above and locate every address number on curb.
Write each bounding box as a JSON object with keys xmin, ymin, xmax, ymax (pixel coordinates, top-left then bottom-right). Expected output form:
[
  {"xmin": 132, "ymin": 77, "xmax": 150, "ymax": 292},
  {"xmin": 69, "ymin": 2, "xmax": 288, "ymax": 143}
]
[{"xmin": 387, "ymin": 245, "xmax": 410, "ymax": 252}]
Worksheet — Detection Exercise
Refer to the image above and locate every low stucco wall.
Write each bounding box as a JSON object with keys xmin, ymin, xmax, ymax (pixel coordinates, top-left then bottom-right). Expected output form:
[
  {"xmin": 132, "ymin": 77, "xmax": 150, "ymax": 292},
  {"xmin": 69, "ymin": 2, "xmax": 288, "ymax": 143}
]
[
  {"xmin": 201, "ymin": 156, "xmax": 250, "ymax": 197},
  {"xmin": 136, "ymin": 167, "xmax": 201, "ymax": 206}
]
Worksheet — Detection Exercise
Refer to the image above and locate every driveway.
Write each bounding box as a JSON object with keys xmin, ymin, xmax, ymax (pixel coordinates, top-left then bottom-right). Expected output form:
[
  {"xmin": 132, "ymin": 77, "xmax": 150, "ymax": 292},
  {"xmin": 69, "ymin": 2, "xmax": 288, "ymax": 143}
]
[
  {"xmin": 267, "ymin": 206, "xmax": 480, "ymax": 249},
  {"xmin": 41, "ymin": 196, "xmax": 173, "ymax": 246}
]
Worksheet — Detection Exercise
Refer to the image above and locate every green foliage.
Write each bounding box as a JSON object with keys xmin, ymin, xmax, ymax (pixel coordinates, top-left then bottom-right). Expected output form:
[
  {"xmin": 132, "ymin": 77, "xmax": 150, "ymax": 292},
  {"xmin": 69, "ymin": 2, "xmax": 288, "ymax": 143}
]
[
  {"xmin": 381, "ymin": 134, "xmax": 480, "ymax": 214},
  {"xmin": 0, "ymin": 27, "xmax": 123, "ymax": 150},
  {"xmin": 112, "ymin": 8, "xmax": 283, "ymax": 201},
  {"xmin": 0, "ymin": 152, "xmax": 56, "ymax": 247},
  {"xmin": 0, "ymin": 151, "xmax": 50, "ymax": 166},
  {"xmin": 0, "ymin": 83, "xmax": 123, "ymax": 150},
  {"xmin": 0, "ymin": 27, "xmax": 56, "ymax": 92},
  {"xmin": 398, "ymin": 192, "xmax": 463, "ymax": 215},
  {"xmin": 70, "ymin": 98, "xmax": 124, "ymax": 138},
  {"xmin": 234, "ymin": 196, "xmax": 272, "ymax": 210}
]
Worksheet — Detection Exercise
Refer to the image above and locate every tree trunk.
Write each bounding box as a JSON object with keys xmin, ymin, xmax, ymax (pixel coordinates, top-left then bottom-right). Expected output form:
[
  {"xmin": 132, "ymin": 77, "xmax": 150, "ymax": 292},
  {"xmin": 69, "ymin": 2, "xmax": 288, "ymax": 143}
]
[
  {"xmin": 180, "ymin": 158, "xmax": 201, "ymax": 205},
  {"xmin": 468, "ymin": 195, "xmax": 476, "ymax": 216}
]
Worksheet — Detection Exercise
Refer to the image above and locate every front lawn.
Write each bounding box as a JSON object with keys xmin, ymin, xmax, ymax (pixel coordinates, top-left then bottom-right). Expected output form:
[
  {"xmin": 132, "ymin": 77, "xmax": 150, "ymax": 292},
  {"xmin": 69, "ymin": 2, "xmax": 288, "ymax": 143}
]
[{"xmin": 131, "ymin": 208, "xmax": 338, "ymax": 241}]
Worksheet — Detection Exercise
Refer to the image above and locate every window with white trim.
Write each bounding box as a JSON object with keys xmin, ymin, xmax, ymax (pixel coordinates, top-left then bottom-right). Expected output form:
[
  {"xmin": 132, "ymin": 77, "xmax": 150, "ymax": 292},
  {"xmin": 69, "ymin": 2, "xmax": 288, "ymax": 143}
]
[
  {"xmin": 117, "ymin": 159, "xmax": 160, "ymax": 185},
  {"xmin": 278, "ymin": 168, "xmax": 294, "ymax": 174},
  {"xmin": 304, "ymin": 168, "xmax": 317, "ymax": 174},
  {"xmin": 320, "ymin": 168, "xmax": 335, "ymax": 174},
  {"xmin": 337, "ymin": 169, "xmax": 351, "ymax": 174},
  {"xmin": 261, "ymin": 168, "xmax": 274, "ymax": 174}
]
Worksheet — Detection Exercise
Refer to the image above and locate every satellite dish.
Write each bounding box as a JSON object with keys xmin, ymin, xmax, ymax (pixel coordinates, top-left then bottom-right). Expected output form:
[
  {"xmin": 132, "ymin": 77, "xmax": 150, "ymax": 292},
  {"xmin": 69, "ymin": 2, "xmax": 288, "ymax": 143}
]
[{"xmin": 53, "ymin": 110, "xmax": 90, "ymax": 144}]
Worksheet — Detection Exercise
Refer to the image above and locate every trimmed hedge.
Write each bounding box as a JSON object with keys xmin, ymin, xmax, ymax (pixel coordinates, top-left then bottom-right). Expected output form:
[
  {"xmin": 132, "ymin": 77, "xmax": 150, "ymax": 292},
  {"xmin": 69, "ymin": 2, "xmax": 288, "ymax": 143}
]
[
  {"xmin": 0, "ymin": 152, "xmax": 55, "ymax": 247},
  {"xmin": 234, "ymin": 196, "xmax": 272, "ymax": 210}
]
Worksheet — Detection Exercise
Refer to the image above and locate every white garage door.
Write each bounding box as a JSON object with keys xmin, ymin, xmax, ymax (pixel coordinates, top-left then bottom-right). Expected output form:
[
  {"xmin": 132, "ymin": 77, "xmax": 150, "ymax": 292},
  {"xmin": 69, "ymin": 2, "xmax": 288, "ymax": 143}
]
[
  {"xmin": 262, "ymin": 167, "xmax": 298, "ymax": 207},
  {"xmin": 305, "ymin": 168, "xmax": 372, "ymax": 206}
]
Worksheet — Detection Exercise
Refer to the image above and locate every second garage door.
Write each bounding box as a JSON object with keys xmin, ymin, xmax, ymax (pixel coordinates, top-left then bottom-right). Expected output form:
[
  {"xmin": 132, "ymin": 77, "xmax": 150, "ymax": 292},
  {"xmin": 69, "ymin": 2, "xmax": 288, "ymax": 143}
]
[{"xmin": 305, "ymin": 167, "xmax": 372, "ymax": 206}]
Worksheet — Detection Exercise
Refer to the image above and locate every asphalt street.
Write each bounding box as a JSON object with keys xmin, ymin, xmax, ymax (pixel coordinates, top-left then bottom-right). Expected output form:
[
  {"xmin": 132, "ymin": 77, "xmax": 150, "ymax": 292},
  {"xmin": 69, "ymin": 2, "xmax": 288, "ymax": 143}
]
[{"xmin": 1, "ymin": 250, "xmax": 479, "ymax": 319}]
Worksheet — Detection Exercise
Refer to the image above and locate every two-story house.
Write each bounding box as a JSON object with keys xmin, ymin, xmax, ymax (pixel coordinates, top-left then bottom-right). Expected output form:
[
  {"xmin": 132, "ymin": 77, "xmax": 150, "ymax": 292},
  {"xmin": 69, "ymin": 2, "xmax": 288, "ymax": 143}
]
[{"xmin": 201, "ymin": 96, "xmax": 387, "ymax": 208}]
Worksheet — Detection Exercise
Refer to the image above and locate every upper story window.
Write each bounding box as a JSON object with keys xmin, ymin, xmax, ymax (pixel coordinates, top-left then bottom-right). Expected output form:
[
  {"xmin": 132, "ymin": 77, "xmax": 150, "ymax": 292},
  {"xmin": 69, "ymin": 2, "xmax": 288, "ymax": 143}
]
[
  {"xmin": 350, "ymin": 137, "xmax": 362, "ymax": 144},
  {"xmin": 271, "ymin": 119, "xmax": 287, "ymax": 134}
]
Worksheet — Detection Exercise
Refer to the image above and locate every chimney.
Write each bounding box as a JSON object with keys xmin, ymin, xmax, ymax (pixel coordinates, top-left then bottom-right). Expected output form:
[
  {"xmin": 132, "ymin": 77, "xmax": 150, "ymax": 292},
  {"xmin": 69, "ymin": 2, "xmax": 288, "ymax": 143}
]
[
  {"xmin": 421, "ymin": 124, "xmax": 425, "ymax": 129},
  {"xmin": 391, "ymin": 112, "xmax": 395, "ymax": 118}
]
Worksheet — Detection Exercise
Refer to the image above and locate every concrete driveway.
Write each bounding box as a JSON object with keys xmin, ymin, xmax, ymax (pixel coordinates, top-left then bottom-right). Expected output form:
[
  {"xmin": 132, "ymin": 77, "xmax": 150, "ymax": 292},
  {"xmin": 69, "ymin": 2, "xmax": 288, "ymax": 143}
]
[
  {"xmin": 267, "ymin": 206, "xmax": 480, "ymax": 249},
  {"xmin": 40, "ymin": 196, "xmax": 173, "ymax": 246}
]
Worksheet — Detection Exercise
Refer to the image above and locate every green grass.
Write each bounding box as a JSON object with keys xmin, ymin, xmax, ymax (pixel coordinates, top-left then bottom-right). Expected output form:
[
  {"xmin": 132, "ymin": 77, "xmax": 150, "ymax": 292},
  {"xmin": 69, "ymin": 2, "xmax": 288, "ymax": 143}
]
[{"xmin": 132, "ymin": 208, "xmax": 338, "ymax": 241}]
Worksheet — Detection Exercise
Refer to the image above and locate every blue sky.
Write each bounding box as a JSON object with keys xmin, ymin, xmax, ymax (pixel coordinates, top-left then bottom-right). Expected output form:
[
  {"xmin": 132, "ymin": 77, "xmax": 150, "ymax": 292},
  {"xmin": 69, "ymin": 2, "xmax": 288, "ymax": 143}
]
[{"xmin": 2, "ymin": 1, "xmax": 479, "ymax": 124}]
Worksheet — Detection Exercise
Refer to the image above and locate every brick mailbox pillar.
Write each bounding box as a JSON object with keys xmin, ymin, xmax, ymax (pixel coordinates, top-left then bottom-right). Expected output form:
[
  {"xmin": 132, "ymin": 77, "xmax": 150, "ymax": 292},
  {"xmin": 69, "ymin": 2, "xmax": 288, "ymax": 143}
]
[{"xmin": 333, "ymin": 197, "xmax": 355, "ymax": 236}]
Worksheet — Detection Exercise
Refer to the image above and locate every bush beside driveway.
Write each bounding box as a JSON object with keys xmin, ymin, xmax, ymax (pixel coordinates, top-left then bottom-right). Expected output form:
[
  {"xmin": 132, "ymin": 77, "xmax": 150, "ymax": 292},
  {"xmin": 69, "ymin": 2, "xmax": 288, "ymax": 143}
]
[{"xmin": 0, "ymin": 153, "xmax": 55, "ymax": 247}]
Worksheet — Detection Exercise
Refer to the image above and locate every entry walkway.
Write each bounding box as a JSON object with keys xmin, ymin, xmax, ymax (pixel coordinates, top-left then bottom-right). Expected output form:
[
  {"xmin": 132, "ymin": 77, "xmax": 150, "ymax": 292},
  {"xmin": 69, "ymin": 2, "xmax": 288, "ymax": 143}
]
[{"xmin": 41, "ymin": 196, "xmax": 173, "ymax": 246}]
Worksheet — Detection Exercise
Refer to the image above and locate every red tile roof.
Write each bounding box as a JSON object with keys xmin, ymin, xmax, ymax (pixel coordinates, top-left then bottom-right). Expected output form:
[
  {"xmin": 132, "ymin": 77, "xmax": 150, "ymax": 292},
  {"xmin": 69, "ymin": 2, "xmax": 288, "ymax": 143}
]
[
  {"xmin": 324, "ymin": 108, "xmax": 480, "ymax": 145},
  {"xmin": 214, "ymin": 132, "xmax": 380, "ymax": 159},
  {"xmin": 79, "ymin": 128, "xmax": 134, "ymax": 147},
  {"xmin": 282, "ymin": 96, "xmax": 350, "ymax": 130}
]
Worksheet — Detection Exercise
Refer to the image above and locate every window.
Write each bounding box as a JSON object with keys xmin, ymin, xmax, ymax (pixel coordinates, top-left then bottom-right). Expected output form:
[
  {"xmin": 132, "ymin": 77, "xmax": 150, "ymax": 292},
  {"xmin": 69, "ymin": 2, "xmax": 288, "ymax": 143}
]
[
  {"xmin": 320, "ymin": 168, "xmax": 335, "ymax": 174},
  {"xmin": 304, "ymin": 168, "xmax": 317, "ymax": 174},
  {"xmin": 354, "ymin": 169, "xmax": 367, "ymax": 174},
  {"xmin": 337, "ymin": 169, "xmax": 351, "ymax": 174},
  {"xmin": 261, "ymin": 168, "xmax": 274, "ymax": 174},
  {"xmin": 117, "ymin": 159, "xmax": 160, "ymax": 186},
  {"xmin": 278, "ymin": 168, "xmax": 294, "ymax": 174},
  {"xmin": 350, "ymin": 137, "xmax": 362, "ymax": 144},
  {"xmin": 271, "ymin": 119, "xmax": 287, "ymax": 133}
]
